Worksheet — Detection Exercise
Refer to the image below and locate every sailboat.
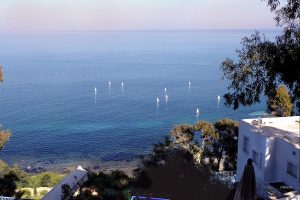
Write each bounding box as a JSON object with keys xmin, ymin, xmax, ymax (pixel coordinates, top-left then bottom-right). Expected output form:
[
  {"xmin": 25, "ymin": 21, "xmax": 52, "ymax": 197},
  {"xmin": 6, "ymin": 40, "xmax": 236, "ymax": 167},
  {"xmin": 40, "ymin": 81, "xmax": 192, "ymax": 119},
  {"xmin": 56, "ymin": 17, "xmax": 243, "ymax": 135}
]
[
  {"xmin": 157, "ymin": 97, "xmax": 160, "ymax": 103},
  {"xmin": 196, "ymin": 108, "xmax": 200, "ymax": 114}
]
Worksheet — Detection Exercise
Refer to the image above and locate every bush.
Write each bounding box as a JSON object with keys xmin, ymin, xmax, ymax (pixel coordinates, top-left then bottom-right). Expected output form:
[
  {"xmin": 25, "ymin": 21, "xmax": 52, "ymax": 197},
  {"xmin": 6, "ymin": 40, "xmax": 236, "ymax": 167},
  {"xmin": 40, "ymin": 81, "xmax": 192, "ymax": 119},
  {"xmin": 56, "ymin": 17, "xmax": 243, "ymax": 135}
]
[
  {"xmin": 20, "ymin": 188, "xmax": 33, "ymax": 199},
  {"xmin": 39, "ymin": 189, "xmax": 49, "ymax": 197},
  {"xmin": 0, "ymin": 172, "xmax": 20, "ymax": 196},
  {"xmin": 40, "ymin": 173, "xmax": 52, "ymax": 187},
  {"xmin": 18, "ymin": 171, "xmax": 64, "ymax": 188},
  {"xmin": 74, "ymin": 170, "xmax": 133, "ymax": 200}
]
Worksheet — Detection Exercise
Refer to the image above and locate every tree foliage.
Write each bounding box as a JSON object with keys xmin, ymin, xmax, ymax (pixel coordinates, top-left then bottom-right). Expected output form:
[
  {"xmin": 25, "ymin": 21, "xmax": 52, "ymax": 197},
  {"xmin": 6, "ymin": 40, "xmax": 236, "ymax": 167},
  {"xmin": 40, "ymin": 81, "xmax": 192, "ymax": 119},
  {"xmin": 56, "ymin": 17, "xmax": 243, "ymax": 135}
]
[
  {"xmin": 166, "ymin": 119, "xmax": 239, "ymax": 172},
  {"xmin": 213, "ymin": 119, "xmax": 239, "ymax": 171},
  {"xmin": 0, "ymin": 129, "xmax": 11, "ymax": 150},
  {"xmin": 68, "ymin": 119, "xmax": 239, "ymax": 200},
  {"xmin": 133, "ymin": 139, "xmax": 232, "ymax": 200},
  {"xmin": 265, "ymin": 0, "xmax": 299, "ymax": 27},
  {"xmin": 170, "ymin": 124, "xmax": 194, "ymax": 145},
  {"xmin": 74, "ymin": 170, "xmax": 132, "ymax": 200},
  {"xmin": 17, "ymin": 171, "xmax": 64, "ymax": 188},
  {"xmin": 40, "ymin": 173, "xmax": 53, "ymax": 187},
  {"xmin": 169, "ymin": 119, "xmax": 239, "ymax": 172},
  {"xmin": 0, "ymin": 161, "xmax": 25, "ymax": 197},
  {"xmin": 221, "ymin": 0, "xmax": 300, "ymax": 113},
  {"xmin": 194, "ymin": 120, "xmax": 217, "ymax": 140},
  {"xmin": 0, "ymin": 172, "xmax": 19, "ymax": 196},
  {"xmin": 267, "ymin": 84, "xmax": 293, "ymax": 116},
  {"xmin": 0, "ymin": 160, "xmax": 63, "ymax": 198}
]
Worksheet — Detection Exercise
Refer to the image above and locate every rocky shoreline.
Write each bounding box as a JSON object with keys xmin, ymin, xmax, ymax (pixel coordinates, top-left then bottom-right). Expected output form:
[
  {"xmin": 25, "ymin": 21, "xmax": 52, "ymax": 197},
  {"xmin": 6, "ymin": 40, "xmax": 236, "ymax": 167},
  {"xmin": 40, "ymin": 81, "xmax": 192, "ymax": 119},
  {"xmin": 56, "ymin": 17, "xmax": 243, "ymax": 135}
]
[{"xmin": 22, "ymin": 159, "xmax": 139, "ymax": 176}]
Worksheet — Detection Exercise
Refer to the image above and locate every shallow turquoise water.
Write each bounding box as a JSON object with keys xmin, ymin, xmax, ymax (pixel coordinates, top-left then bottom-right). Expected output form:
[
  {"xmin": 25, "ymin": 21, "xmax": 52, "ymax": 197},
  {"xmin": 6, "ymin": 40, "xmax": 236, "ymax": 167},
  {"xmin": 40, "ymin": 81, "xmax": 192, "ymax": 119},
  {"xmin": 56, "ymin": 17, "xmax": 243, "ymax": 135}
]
[{"xmin": 0, "ymin": 30, "xmax": 276, "ymax": 169}]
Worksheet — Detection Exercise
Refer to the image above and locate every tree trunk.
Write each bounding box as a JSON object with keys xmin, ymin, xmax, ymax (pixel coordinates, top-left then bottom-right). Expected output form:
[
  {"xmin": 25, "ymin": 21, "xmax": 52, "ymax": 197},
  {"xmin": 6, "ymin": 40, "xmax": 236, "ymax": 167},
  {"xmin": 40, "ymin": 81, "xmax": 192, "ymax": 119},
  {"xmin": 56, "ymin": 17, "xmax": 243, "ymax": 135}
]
[{"xmin": 216, "ymin": 146, "xmax": 224, "ymax": 172}]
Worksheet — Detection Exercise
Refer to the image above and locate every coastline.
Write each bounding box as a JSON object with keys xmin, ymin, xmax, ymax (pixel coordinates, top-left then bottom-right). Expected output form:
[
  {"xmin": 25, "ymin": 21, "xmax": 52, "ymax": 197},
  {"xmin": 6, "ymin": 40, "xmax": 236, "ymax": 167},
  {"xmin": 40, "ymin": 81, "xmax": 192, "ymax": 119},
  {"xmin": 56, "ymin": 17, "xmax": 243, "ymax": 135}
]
[{"xmin": 21, "ymin": 159, "xmax": 140, "ymax": 177}]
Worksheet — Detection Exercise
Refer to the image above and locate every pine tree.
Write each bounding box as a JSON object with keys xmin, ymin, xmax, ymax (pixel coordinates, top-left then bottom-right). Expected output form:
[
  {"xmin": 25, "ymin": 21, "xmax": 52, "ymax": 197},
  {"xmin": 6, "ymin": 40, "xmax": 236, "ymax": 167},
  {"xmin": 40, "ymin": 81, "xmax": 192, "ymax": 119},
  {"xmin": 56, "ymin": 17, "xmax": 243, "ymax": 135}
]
[{"xmin": 268, "ymin": 85, "xmax": 293, "ymax": 117}]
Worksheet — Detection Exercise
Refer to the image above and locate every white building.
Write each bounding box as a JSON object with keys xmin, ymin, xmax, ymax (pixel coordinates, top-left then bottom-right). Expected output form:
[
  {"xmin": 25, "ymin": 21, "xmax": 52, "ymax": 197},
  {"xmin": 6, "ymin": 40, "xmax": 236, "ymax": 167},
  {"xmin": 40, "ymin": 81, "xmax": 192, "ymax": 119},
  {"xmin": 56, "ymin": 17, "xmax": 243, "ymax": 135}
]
[
  {"xmin": 42, "ymin": 166, "xmax": 88, "ymax": 200},
  {"xmin": 236, "ymin": 116, "xmax": 300, "ymax": 197}
]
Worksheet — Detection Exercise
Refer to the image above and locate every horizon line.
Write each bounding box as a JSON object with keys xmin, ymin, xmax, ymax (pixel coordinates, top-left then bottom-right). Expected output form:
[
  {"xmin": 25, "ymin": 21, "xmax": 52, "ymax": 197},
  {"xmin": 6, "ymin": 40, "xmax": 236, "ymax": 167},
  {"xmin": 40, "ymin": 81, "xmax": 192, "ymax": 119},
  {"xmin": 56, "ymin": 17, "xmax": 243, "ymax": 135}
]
[{"xmin": 0, "ymin": 28, "xmax": 281, "ymax": 33}]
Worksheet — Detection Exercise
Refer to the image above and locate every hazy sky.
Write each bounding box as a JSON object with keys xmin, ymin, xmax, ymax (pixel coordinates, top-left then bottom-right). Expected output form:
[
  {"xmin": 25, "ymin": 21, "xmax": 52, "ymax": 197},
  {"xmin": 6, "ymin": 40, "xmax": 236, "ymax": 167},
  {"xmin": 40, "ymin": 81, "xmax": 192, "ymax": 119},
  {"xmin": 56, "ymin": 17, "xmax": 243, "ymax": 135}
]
[{"xmin": 0, "ymin": 0, "xmax": 277, "ymax": 31}]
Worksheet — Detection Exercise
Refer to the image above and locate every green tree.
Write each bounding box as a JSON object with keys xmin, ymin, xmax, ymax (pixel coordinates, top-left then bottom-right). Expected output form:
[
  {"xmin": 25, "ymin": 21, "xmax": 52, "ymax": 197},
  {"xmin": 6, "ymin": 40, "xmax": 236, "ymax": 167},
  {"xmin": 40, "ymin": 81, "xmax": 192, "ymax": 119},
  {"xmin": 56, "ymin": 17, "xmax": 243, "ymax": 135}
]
[
  {"xmin": 194, "ymin": 119, "xmax": 239, "ymax": 171},
  {"xmin": 133, "ymin": 138, "xmax": 232, "ymax": 200},
  {"xmin": 267, "ymin": 85, "xmax": 293, "ymax": 116},
  {"xmin": 170, "ymin": 124, "xmax": 194, "ymax": 145},
  {"xmin": 0, "ymin": 172, "xmax": 19, "ymax": 196},
  {"xmin": 0, "ymin": 129, "xmax": 11, "ymax": 150},
  {"xmin": 169, "ymin": 125, "xmax": 204, "ymax": 164},
  {"xmin": 194, "ymin": 121, "xmax": 218, "ymax": 141},
  {"xmin": 213, "ymin": 119, "xmax": 239, "ymax": 171},
  {"xmin": 74, "ymin": 170, "xmax": 132, "ymax": 200},
  {"xmin": 221, "ymin": 0, "xmax": 300, "ymax": 113},
  {"xmin": 0, "ymin": 162, "xmax": 26, "ymax": 196},
  {"xmin": 168, "ymin": 119, "xmax": 239, "ymax": 172}
]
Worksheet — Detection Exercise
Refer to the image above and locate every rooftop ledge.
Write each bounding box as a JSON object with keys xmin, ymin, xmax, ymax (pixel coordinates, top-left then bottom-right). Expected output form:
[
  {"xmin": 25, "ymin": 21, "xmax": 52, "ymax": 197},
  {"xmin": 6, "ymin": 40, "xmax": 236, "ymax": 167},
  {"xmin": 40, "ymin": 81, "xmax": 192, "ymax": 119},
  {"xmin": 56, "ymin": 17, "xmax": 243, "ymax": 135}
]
[{"xmin": 242, "ymin": 116, "xmax": 300, "ymax": 149}]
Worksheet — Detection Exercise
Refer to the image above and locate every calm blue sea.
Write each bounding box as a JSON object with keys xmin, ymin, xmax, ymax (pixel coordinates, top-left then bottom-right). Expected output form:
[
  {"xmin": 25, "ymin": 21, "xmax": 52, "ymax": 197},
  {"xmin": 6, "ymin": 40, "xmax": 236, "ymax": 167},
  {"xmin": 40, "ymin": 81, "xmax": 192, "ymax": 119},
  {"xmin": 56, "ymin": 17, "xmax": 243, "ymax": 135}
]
[{"xmin": 0, "ymin": 30, "xmax": 276, "ymax": 169}]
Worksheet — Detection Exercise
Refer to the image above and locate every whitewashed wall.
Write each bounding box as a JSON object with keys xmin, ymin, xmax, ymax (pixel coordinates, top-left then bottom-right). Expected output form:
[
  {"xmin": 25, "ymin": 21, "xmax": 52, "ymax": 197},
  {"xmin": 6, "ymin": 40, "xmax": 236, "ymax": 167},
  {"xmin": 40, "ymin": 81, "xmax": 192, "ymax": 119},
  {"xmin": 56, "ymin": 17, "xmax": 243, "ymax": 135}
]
[
  {"xmin": 273, "ymin": 139, "xmax": 299, "ymax": 191},
  {"xmin": 237, "ymin": 120, "xmax": 267, "ymax": 182}
]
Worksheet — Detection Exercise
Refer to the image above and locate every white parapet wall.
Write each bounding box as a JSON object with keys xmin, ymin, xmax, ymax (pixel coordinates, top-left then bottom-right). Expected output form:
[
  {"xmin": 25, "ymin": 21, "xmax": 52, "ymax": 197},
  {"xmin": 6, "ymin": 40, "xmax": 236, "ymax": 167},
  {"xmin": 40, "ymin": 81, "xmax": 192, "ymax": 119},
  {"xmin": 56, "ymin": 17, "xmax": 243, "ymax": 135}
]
[{"xmin": 42, "ymin": 166, "xmax": 88, "ymax": 200}]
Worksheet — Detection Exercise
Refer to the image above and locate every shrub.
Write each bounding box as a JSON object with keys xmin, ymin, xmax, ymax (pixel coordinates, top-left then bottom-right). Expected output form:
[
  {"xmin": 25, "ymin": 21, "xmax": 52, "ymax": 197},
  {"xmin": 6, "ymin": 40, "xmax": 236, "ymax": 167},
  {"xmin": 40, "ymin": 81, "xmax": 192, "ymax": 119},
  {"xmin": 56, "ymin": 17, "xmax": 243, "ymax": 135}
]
[
  {"xmin": 18, "ymin": 171, "xmax": 64, "ymax": 188},
  {"xmin": 39, "ymin": 189, "xmax": 49, "ymax": 197},
  {"xmin": 20, "ymin": 188, "xmax": 33, "ymax": 199}
]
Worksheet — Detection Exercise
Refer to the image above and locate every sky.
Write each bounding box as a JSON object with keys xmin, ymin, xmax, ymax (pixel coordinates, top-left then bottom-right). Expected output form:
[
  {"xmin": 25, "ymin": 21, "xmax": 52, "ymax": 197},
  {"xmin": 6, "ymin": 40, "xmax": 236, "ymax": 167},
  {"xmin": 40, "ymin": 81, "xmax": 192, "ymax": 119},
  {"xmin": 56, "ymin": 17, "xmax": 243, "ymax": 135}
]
[{"xmin": 0, "ymin": 0, "xmax": 277, "ymax": 32}]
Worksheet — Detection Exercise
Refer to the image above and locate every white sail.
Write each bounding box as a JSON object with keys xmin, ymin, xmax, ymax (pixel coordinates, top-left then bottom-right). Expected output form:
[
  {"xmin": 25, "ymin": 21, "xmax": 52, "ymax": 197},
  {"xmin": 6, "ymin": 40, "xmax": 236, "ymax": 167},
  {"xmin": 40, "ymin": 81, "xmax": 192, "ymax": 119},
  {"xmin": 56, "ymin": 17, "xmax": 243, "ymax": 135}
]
[
  {"xmin": 164, "ymin": 87, "xmax": 167, "ymax": 93},
  {"xmin": 94, "ymin": 87, "xmax": 97, "ymax": 93},
  {"xmin": 108, "ymin": 81, "xmax": 112, "ymax": 86},
  {"xmin": 217, "ymin": 95, "xmax": 221, "ymax": 101},
  {"xmin": 157, "ymin": 97, "xmax": 160, "ymax": 103},
  {"xmin": 196, "ymin": 108, "xmax": 199, "ymax": 114},
  {"xmin": 189, "ymin": 81, "xmax": 191, "ymax": 85},
  {"xmin": 165, "ymin": 94, "xmax": 168, "ymax": 100},
  {"xmin": 121, "ymin": 82, "xmax": 124, "ymax": 86}
]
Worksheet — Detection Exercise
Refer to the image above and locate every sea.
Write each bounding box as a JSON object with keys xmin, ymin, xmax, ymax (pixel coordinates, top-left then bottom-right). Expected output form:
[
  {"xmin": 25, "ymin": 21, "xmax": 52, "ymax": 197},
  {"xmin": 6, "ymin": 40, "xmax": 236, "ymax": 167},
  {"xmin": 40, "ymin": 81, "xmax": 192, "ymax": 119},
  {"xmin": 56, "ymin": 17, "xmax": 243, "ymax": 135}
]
[{"xmin": 0, "ymin": 30, "xmax": 277, "ymax": 171}]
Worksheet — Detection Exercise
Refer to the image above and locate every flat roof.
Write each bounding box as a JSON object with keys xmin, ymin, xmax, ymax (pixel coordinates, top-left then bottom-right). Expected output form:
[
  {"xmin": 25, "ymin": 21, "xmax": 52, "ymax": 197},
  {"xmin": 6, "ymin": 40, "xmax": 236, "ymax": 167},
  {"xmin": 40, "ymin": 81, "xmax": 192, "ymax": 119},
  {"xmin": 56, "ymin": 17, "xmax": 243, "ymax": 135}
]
[{"xmin": 242, "ymin": 116, "xmax": 300, "ymax": 149}]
